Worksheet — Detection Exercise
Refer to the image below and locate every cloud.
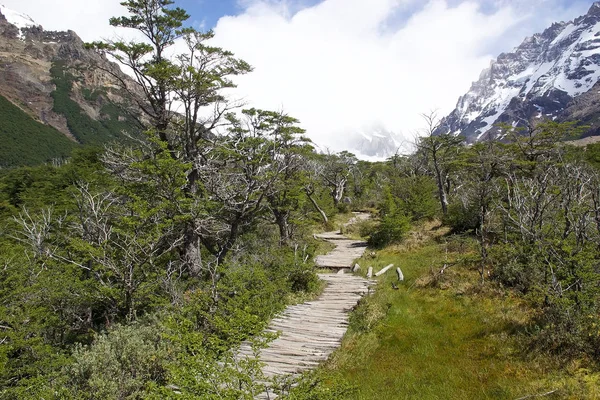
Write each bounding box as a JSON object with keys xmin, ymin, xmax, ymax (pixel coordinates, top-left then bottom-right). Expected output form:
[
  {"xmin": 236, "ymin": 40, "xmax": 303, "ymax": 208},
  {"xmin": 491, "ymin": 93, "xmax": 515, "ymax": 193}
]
[
  {"xmin": 3, "ymin": 0, "xmax": 596, "ymax": 154},
  {"xmin": 211, "ymin": 0, "xmax": 524, "ymax": 149},
  {"xmin": 1, "ymin": 0, "xmax": 126, "ymax": 41}
]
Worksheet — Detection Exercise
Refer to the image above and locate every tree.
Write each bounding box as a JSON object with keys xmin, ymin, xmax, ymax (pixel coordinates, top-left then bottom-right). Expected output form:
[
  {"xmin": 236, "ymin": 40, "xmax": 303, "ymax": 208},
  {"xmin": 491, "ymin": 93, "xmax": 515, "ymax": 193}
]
[
  {"xmin": 455, "ymin": 139, "xmax": 508, "ymax": 281},
  {"xmin": 320, "ymin": 151, "xmax": 357, "ymax": 209},
  {"xmin": 89, "ymin": 0, "xmax": 252, "ymax": 276},
  {"xmin": 260, "ymin": 112, "xmax": 314, "ymax": 244},
  {"xmin": 415, "ymin": 111, "xmax": 464, "ymax": 215}
]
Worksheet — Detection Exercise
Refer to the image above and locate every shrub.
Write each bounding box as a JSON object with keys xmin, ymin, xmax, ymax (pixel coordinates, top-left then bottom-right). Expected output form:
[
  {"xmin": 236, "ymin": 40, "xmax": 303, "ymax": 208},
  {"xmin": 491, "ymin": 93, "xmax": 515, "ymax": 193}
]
[
  {"xmin": 396, "ymin": 176, "xmax": 439, "ymax": 221},
  {"xmin": 273, "ymin": 370, "xmax": 357, "ymax": 399},
  {"xmin": 443, "ymin": 201, "xmax": 480, "ymax": 233},
  {"xmin": 367, "ymin": 212, "xmax": 411, "ymax": 248},
  {"xmin": 368, "ymin": 186, "xmax": 411, "ymax": 248},
  {"xmin": 288, "ymin": 264, "xmax": 321, "ymax": 293},
  {"xmin": 68, "ymin": 323, "xmax": 170, "ymax": 400}
]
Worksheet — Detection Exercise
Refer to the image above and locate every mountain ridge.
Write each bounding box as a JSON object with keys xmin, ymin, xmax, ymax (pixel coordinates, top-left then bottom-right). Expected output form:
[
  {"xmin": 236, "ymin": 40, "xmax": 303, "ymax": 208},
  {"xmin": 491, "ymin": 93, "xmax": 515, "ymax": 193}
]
[{"xmin": 436, "ymin": 1, "xmax": 600, "ymax": 142}]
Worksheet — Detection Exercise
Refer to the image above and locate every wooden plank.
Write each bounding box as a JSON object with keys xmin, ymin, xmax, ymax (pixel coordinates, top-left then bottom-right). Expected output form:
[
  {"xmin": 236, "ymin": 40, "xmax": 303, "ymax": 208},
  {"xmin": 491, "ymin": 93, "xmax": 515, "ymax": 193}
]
[{"xmin": 237, "ymin": 215, "xmax": 375, "ymax": 398}]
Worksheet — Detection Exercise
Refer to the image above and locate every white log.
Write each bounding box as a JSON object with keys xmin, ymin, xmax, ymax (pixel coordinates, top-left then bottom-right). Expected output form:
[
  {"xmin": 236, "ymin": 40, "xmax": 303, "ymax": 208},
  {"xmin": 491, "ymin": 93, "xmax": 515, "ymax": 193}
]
[
  {"xmin": 337, "ymin": 268, "xmax": 345, "ymax": 275},
  {"xmin": 396, "ymin": 267, "xmax": 404, "ymax": 281},
  {"xmin": 375, "ymin": 264, "xmax": 394, "ymax": 277},
  {"xmin": 366, "ymin": 266, "xmax": 373, "ymax": 278},
  {"xmin": 352, "ymin": 263, "xmax": 360, "ymax": 272}
]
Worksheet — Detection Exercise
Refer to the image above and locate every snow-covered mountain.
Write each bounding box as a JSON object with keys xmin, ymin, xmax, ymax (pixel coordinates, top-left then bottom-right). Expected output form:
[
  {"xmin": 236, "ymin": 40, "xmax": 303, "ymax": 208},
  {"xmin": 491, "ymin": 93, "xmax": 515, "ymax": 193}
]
[
  {"xmin": 336, "ymin": 126, "xmax": 405, "ymax": 160},
  {"xmin": 437, "ymin": 2, "xmax": 600, "ymax": 142}
]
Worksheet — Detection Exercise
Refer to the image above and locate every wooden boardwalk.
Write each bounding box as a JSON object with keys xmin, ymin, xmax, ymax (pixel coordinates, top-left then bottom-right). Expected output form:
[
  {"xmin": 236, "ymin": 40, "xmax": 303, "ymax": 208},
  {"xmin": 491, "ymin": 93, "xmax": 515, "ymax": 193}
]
[
  {"xmin": 314, "ymin": 212, "xmax": 370, "ymax": 270},
  {"xmin": 238, "ymin": 214, "xmax": 373, "ymax": 398}
]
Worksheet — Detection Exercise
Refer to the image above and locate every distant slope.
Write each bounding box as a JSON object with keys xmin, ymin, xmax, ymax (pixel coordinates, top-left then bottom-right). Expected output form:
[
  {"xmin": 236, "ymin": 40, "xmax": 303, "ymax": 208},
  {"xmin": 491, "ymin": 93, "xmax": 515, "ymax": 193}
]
[
  {"xmin": 0, "ymin": 94, "xmax": 77, "ymax": 167},
  {"xmin": 0, "ymin": 5, "xmax": 143, "ymax": 167},
  {"xmin": 49, "ymin": 61, "xmax": 139, "ymax": 145},
  {"xmin": 437, "ymin": 2, "xmax": 600, "ymax": 142}
]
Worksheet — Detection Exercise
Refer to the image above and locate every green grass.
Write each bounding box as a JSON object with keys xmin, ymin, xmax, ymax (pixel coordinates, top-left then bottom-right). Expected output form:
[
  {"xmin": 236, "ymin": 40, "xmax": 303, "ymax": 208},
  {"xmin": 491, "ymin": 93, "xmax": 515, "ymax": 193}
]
[{"xmin": 318, "ymin": 228, "xmax": 600, "ymax": 399}]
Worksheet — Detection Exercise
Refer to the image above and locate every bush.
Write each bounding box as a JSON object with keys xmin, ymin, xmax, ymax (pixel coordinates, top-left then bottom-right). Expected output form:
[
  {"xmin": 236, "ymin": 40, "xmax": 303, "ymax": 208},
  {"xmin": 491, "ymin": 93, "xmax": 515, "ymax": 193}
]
[
  {"xmin": 443, "ymin": 202, "xmax": 480, "ymax": 233},
  {"xmin": 396, "ymin": 176, "xmax": 439, "ymax": 221},
  {"xmin": 490, "ymin": 244, "xmax": 544, "ymax": 293},
  {"xmin": 68, "ymin": 323, "xmax": 170, "ymax": 400},
  {"xmin": 367, "ymin": 212, "xmax": 411, "ymax": 248},
  {"xmin": 273, "ymin": 370, "xmax": 357, "ymax": 399},
  {"xmin": 288, "ymin": 265, "xmax": 321, "ymax": 293}
]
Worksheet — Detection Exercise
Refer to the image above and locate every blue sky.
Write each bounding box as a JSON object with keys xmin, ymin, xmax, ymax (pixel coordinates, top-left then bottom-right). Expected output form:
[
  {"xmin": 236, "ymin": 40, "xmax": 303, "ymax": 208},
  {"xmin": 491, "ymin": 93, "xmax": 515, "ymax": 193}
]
[
  {"xmin": 179, "ymin": 0, "xmax": 325, "ymax": 29},
  {"xmin": 3, "ymin": 0, "xmax": 600, "ymax": 152},
  {"xmin": 177, "ymin": 0, "xmax": 239, "ymax": 29}
]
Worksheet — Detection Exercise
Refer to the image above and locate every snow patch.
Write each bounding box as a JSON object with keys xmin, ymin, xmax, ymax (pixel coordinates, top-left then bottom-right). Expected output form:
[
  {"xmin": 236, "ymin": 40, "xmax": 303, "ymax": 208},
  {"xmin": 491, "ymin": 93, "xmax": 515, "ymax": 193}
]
[
  {"xmin": 0, "ymin": 5, "xmax": 39, "ymax": 39},
  {"xmin": 551, "ymin": 23, "xmax": 577, "ymax": 46}
]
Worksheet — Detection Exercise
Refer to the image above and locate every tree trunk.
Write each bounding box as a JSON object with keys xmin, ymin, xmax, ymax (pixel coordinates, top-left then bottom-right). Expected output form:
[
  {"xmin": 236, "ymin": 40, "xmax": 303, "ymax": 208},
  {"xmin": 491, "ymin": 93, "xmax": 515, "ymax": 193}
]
[
  {"xmin": 432, "ymin": 153, "xmax": 448, "ymax": 215},
  {"xmin": 183, "ymin": 222, "xmax": 202, "ymax": 277},
  {"xmin": 306, "ymin": 190, "xmax": 328, "ymax": 224},
  {"xmin": 375, "ymin": 264, "xmax": 394, "ymax": 276},
  {"xmin": 274, "ymin": 210, "xmax": 291, "ymax": 245},
  {"xmin": 333, "ymin": 183, "xmax": 345, "ymax": 208}
]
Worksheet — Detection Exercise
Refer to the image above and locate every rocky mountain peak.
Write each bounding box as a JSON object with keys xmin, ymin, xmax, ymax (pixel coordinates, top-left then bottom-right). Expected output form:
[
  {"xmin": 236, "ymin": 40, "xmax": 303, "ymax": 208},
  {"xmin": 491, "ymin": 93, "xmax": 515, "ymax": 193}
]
[
  {"xmin": 0, "ymin": 5, "xmax": 40, "ymax": 39},
  {"xmin": 436, "ymin": 2, "xmax": 600, "ymax": 142}
]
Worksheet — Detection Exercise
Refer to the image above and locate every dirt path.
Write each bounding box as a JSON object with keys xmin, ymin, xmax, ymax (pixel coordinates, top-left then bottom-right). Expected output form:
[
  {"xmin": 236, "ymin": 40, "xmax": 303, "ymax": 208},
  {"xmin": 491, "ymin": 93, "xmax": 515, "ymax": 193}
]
[{"xmin": 239, "ymin": 213, "xmax": 373, "ymax": 398}]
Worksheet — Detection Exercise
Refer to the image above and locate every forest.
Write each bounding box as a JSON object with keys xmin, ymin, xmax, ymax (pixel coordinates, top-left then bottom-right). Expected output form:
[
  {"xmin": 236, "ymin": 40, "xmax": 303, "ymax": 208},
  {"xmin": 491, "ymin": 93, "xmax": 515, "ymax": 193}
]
[{"xmin": 2, "ymin": 0, "xmax": 600, "ymax": 398}]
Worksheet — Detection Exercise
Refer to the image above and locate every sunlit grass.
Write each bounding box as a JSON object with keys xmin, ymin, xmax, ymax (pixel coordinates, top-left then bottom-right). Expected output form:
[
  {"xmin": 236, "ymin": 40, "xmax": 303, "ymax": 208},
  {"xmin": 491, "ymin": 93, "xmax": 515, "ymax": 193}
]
[{"xmin": 318, "ymin": 225, "xmax": 600, "ymax": 399}]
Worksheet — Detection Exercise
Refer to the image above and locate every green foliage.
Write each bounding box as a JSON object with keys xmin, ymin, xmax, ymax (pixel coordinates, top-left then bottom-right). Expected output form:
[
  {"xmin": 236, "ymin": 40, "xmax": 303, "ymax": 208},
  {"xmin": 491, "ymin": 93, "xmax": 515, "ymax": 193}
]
[
  {"xmin": 322, "ymin": 233, "xmax": 600, "ymax": 399},
  {"xmin": 443, "ymin": 201, "xmax": 480, "ymax": 233},
  {"xmin": 68, "ymin": 323, "xmax": 170, "ymax": 400},
  {"xmin": 273, "ymin": 370, "xmax": 357, "ymax": 399},
  {"xmin": 492, "ymin": 241, "xmax": 600, "ymax": 359},
  {"xmin": 584, "ymin": 142, "xmax": 600, "ymax": 169},
  {"xmin": 392, "ymin": 175, "xmax": 439, "ymax": 221},
  {"xmin": 368, "ymin": 187, "xmax": 411, "ymax": 248},
  {"xmin": 436, "ymin": 122, "xmax": 600, "ymax": 361},
  {"xmin": 7, "ymin": 0, "xmax": 600, "ymax": 397},
  {"xmin": 0, "ymin": 94, "xmax": 77, "ymax": 167}
]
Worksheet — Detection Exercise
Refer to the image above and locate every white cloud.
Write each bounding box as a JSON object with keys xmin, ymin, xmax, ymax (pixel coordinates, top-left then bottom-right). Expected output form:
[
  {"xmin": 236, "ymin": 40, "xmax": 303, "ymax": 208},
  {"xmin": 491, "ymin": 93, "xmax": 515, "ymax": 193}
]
[
  {"xmin": 211, "ymin": 0, "xmax": 523, "ymax": 149},
  {"xmin": 1, "ymin": 0, "xmax": 126, "ymax": 41},
  {"xmin": 3, "ymin": 0, "xmax": 596, "ymax": 154}
]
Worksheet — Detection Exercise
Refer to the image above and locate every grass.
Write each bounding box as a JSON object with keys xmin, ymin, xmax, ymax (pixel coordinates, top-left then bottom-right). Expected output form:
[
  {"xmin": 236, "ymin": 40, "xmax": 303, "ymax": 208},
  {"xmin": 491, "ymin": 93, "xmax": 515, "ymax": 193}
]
[{"xmin": 316, "ymin": 223, "xmax": 600, "ymax": 399}]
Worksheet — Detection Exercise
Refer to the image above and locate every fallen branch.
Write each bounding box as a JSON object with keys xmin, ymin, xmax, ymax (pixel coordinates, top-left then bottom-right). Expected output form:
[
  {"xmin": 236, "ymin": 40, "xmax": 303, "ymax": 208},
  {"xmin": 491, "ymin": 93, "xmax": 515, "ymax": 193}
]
[
  {"xmin": 375, "ymin": 264, "xmax": 394, "ymax": 277},
  {"xmin": 396, "ymin": 267, "xmax": 404, "ymax": 281},
  {"xmin": 514, "ymin": 390, "xmax": 558, "ymax": 400}
]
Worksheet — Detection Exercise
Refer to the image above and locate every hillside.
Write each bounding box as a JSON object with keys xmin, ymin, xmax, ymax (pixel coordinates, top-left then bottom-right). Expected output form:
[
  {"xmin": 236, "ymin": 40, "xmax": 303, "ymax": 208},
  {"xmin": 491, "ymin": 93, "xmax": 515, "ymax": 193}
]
[
  {"xmin": 0, "ymin": 93, "xmax": 77, "ymax": 166},
  {"xmin": 0, "ymin": 5, "xmax": 141, "ymax": 166}
]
